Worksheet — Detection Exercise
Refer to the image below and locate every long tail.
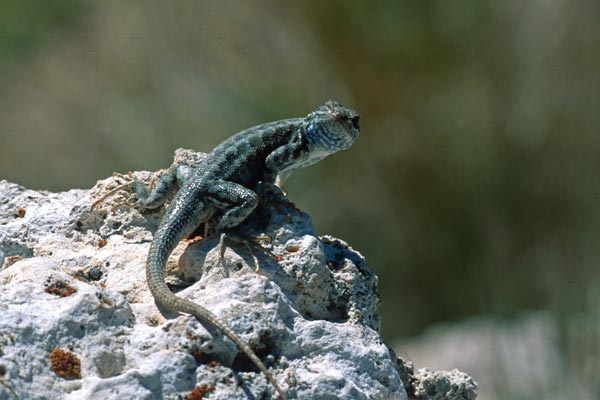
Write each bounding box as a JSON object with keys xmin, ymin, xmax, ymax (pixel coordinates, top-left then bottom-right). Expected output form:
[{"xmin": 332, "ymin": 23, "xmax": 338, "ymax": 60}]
[{"xmin": 146, "ymin": 227, "xmax": 287, "ymax": 400}]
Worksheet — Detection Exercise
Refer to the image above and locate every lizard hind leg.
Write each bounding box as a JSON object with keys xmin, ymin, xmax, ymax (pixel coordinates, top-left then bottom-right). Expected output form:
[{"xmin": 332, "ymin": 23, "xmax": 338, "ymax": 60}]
[
  {"xmin": 91, "ymin": 172, "xmax": 139, "ymax": 211},
  {"xmin": 91, "ymin": 166, "xmax": 181, "ymax": 212}
]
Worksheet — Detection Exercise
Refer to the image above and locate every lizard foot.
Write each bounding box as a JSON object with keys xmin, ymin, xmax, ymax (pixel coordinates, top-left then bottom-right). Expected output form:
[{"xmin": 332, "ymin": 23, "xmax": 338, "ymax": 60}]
[
  {"xmin": 91, "ymin": 172, "xmax": 160, "ymax": 213},
  {"xmin": 91, "ymin": 172, "xmax": 139, "ymax": 212},
  {"xmin": 255, "ymin": 184, "xmax": 298, "ymax": 222},
  {"xmin": 215, "ymin": 231, "xmax": 280, "ymax": 273}
]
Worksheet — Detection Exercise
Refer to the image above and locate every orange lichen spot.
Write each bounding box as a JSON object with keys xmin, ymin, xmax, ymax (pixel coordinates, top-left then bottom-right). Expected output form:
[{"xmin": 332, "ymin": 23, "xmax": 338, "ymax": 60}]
[
  {"xmin": 183, "ymin": 235, "xmax": 203, "ymax": 243},
  {"xmin": 45, "ymin": 280, "xmax": 77, "ymax": 297},
  {"xmin": 97, "ymin": 238, "xmax": 107, "ymax": 248},
  {"xmin": 190, "ymin": 347, "xmax": 203, "ymax": 363},
  {"xmin": 15, "ymin": 208, "xmax": 26, "ymax": 218},
  {"xmin": 285, "ymin": 244, "xmax": 300, "ymax": 253},
  {"xmin": 3, "ymin": 255, "xmax": 23, "ymax": 268},
  {"xmin": 208, "ymin": 360, "xmax": 220, "ymax": 368},
  {"xmin": 189, "ymin": 384, "xmax": 215, "ymax": 400},
  {"xmin": 49, "ymin": 348, "xmax": 81, "ymax": 379}
]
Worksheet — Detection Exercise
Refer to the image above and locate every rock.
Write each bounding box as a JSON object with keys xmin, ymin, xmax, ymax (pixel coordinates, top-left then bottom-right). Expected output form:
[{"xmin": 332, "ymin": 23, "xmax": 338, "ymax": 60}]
[
  {"xmin": 396, "ymin": 357, "xmax": 477, "ymax": 400},
  {"xmin": 0, "ymin": 149, "xmax": 475, "ymax": 399}
]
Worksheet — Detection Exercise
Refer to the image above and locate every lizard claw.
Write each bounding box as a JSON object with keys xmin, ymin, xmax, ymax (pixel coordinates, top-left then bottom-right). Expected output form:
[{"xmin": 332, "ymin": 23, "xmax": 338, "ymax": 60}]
[
  {"xmin": 90, "ymin": 172, "xmax": 139, "ymax": 212},
  {"xmin": 270, "ymin": 195, "xmax": 299, "ymax": 220},
  {"xmin": 214, "ymin": 231, "xmax": 280, "ymax": 273},
  {"xmin": 255, "ymin": 183, "xmax": 298, "ymax": 221}
]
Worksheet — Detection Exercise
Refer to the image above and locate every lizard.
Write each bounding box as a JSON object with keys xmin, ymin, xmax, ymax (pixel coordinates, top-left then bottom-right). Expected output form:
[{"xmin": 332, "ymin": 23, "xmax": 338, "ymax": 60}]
[{"xmin": 93, "ymin": 100, "xmax": 360, "ymax": 399}]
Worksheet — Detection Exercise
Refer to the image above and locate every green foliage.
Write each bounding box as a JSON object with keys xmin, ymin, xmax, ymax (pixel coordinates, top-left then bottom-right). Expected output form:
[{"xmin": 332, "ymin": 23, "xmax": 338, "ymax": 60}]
[
  {"xmin": 0, "ymin": 1, "xmax": 91, "ymax": 71},
  {"xmin": 298, "ymin": 0, "xmax": 600, "ymax": 338}
]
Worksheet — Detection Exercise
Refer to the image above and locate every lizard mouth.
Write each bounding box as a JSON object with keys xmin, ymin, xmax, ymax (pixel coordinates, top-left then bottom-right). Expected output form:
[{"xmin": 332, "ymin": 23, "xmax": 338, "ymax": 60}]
[{"xmin": 351, "ymin": 115, "xmax": 360, "ymax": 131}]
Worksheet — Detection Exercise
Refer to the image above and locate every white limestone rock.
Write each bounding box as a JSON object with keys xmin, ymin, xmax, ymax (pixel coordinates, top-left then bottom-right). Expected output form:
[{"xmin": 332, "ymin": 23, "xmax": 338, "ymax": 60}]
[{"xmin": 0, "ymin": 149, "xmax": 476, "ymax": 400}]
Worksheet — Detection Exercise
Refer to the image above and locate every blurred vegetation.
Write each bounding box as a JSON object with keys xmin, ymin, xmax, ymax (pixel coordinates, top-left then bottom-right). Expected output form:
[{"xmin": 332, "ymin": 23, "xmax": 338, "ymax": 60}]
[
  {"xmin": 0, "ymin": 0, "xmax": 91, "ymax": 70},
  {"xmin": 1, "ymin": 1, "xmax": 599, "ymax": 397}
]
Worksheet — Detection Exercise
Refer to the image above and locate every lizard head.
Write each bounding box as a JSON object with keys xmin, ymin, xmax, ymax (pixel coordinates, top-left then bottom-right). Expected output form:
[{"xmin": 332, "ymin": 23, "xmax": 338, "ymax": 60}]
[{"xmin": 304, "ymin": 100, "xmax": 360, "ymax": 154}]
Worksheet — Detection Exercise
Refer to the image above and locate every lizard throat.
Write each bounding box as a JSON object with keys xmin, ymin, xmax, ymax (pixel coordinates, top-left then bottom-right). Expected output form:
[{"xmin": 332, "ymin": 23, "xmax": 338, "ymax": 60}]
[{"xmin": 304, "ymin": 123, "xmax": 355, "ymax": 153}]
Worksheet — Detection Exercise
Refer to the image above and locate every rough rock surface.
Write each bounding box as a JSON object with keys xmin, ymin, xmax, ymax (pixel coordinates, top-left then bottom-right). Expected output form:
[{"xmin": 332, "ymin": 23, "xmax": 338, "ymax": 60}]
[
  {"xmin": 395, "ymin": 358, "xmax": 477, "ymax": 400},
  {"xmin": 0, "ymin": 149, "xmax": 477, "ymax": 400}
]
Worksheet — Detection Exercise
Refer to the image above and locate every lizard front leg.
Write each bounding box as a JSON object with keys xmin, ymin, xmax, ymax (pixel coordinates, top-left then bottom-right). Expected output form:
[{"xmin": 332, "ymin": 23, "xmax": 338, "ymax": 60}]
[
  {"xmin": 263, "ymin": 132, "xmax": 309, "ymax": 188},
  {"xmin": 260, "ymin": 137, "xmax": 310, "ymax": 212}
]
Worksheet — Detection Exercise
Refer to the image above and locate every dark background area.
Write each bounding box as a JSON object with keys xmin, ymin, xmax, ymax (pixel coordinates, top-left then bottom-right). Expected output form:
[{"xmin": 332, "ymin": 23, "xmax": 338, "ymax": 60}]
[{"xmin": 1, "ymin": 1, "xmax": 598, "ymax": 398}]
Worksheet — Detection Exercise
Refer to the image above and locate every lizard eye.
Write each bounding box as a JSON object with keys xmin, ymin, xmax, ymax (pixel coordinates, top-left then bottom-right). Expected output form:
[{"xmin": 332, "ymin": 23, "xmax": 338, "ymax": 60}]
[
  {"xmin": 331, "ymin": 112, "xmax": 345, "ymax": 124},
  {"xmin": 350, "ymin": 115, "xmax": 360, "ymax": 130}
]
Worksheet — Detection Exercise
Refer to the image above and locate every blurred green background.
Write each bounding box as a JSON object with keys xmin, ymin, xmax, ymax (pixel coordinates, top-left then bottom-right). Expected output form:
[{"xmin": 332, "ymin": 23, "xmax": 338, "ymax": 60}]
[{"xmin": 1, "ymin": 1, "xmax": 598, "ymax": 398}]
